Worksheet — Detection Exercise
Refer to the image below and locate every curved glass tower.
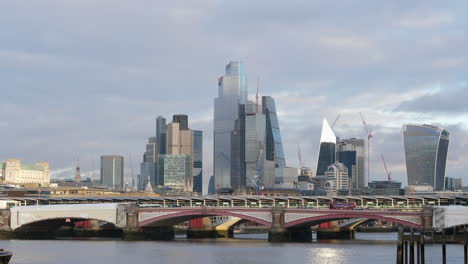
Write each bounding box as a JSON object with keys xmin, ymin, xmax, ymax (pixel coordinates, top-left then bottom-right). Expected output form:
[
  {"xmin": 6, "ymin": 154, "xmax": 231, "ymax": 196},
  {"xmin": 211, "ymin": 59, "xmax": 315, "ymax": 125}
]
[
  {"xmin": 403, "ymin": 124, "xmax": 450, "ymax": 191},
  {"xmin": 214, "ymin": 61, "xmax": 248, "ymax": 190}
]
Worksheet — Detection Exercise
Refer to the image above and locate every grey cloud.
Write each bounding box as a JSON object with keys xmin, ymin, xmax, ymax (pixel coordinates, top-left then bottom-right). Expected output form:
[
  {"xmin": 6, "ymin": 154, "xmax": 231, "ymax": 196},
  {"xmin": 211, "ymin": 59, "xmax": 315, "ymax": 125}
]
[{"xmin": 395, "ymin": 87, "xmax": 468, "ymax": 113}]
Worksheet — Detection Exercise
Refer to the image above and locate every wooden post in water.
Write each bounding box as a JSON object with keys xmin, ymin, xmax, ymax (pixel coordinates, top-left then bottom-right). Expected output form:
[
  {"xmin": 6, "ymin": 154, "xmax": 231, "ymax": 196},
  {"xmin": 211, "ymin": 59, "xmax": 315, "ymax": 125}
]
[
  {"xmin": 397, "ymin": 227, "xmax": 404, "ymax": 264},
  {"xmin": 404, "ymin": 241, "xmax": 409, "ymax": 264},
  {"xmin": 420, "ymin": 229, "xmax": 425, "ymax": 264},
  {"xmin": 464, "ymin": 229, "xmax": 467, "ymax": 264},
  {"xmin": 416, "ymin": 230, "xmax": 420, "ymax": 264},
  {"xmin": 442, "ymin": 229, "xmax": 446, "ymax": 264},
  {"xmin": 410, "ymin": 228, "xmax": 415, "ymax": 264}
]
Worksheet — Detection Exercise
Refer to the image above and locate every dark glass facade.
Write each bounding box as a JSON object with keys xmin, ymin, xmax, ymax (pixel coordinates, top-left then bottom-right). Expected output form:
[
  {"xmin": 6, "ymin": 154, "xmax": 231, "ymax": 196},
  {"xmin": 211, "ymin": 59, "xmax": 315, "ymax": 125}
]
[
  {"xmin": 156, "ymin": 116, "xmax": 167, "ymax": 155},
  {"xmin": 262, "ymin": 96, "xmax": 286, "ymax": 182},
  {"xmin": 336, "ymin": 150, "xmax": 356, "ymax": 182},
  {"xmin": 403, "ymin": 124, "xmax": 450, "ymax": 191},
  {"xmin": 173, "ymin": 114, "xmax": 189, "ymax": 130},
  {"xmin": 230, "ymin": 104, "xmax": 246, "ymax": 189},
  {"xmin": 316, "ymin": 142, "xmax": 336, "ymax": 175},
  {"xmin": 193, "ymin": 130, "xmax": 203, "ymax": 194}
]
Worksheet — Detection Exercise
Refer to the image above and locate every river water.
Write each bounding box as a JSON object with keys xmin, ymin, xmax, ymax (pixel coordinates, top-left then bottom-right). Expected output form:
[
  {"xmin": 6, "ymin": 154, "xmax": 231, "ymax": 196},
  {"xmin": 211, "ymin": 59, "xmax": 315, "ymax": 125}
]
[{"xmin": 0, "ymin": 233, "xmax": 464, "ymax": 264}]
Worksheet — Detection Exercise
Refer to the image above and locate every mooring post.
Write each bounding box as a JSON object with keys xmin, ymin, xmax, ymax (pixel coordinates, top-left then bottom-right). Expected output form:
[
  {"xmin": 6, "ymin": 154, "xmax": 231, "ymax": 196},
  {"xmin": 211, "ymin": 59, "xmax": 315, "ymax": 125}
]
[
  {"xmin": 420, "ymin": 229, "xmax": 425, "ymax": 264},
  {"xmin": 416, "ymin": 229, "xmax": 420, "ymax": 264},
  {"xmin": 442, "ymin": 229, "xmax": 446, "ymax": 264},
  {"xmin": 464, "ymin": 229, "xmax": 467, "ymax": 264},
  {"xmin": 397, "ymin": 227, "xmax": 403, "ymax": 264},
  {"xmin": 410, "ymin": 228, "xmax": 415, "ymax": 264},
  {"xmin": 404, "ymin": 240, "xmax": 409, "ymax": 264}
]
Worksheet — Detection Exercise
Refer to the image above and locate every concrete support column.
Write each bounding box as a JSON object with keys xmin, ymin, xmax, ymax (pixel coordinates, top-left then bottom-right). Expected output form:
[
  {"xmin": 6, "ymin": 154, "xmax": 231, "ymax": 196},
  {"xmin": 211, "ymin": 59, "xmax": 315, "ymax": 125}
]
[{"xmin": 268, "ymin": 207, "xmax": 288, "ymax": 242}]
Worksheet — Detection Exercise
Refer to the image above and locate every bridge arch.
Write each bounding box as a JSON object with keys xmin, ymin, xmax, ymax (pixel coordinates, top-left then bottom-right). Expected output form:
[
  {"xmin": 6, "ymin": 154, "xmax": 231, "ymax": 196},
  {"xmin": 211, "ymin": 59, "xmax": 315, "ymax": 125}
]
[
  {"xmin": 285, "ymin": 213, "xmax": 421, "ymax": 229},
  {"xmin": 10, "ymin": 204, "xmax": 121, "ymax": 230},
  {"xmin": 139, "ymin": 208, "xmax": 272, "ymax": 227}
]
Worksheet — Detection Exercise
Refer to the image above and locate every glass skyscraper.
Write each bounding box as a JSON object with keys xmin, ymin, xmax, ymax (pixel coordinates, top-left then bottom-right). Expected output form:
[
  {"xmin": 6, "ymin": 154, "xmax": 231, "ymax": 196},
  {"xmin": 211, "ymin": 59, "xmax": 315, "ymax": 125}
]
[
  {"xmin": 262, "ymin": 96, "xmax": 286, "ymax": 184},
  {"xmin": 214, "ymin": 61, "xmax": 248, "ymax": 190},
  {"xmin": 403, "ymin": 124, "xmax": 450, "ymax": 191},
  {"xmin": 156, "ymin": 116, "xmax": 167, "ymax": 155},
  {"xmin": 316, "ymin": 119, "xmax": 337, "ymax": 176},
  {"xmin": 193, "ymin": 130, "xmax": 203, "ymax": 194}
]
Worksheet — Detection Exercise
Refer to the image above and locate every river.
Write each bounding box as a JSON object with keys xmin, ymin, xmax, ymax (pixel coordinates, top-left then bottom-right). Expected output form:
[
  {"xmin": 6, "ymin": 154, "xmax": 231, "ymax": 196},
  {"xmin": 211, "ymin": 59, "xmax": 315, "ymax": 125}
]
[{"xmin": 0, "ymin": 233, "xmax": 464, "ymax": 264}]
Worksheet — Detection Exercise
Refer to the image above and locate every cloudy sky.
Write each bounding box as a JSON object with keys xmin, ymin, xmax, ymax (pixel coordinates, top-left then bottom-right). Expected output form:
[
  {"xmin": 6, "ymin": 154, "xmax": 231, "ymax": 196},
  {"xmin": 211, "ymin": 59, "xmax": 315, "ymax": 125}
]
[{"xmin": 1, "ymin": 1, "xmax": 467, "ymax": 192}]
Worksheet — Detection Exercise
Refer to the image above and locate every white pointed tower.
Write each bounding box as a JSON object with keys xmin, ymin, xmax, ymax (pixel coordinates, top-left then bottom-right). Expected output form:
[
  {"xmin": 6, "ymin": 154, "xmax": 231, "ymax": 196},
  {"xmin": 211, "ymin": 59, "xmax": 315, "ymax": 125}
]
[{"xmin": 316, "ymin": 118, "xmax": 337, "ymax": 176}]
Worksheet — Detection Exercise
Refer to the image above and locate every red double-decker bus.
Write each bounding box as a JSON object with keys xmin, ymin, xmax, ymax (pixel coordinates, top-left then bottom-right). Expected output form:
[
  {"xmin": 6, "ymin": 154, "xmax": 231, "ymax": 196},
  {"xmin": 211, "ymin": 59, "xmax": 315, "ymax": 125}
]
[{"xmin": 329, "ymin": 202, "xmax": 357, "ymax": 209}]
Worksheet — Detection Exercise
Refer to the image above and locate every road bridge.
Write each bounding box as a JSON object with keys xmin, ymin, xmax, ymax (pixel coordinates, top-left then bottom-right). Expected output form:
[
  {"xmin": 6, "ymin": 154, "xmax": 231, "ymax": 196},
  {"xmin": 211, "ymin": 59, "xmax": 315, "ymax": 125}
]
[
  {"xmin": 2, "ymin": 203, "xmax": 444, "ymax": 241},
  {"xmin": 3, "ymin": 204, "xmax": 468, "ymax": 241}
]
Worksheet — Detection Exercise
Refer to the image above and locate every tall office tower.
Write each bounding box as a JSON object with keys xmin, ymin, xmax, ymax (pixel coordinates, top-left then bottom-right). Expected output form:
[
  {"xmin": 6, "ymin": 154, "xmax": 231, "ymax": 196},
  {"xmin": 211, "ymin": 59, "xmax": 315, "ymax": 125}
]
[
  {"xmin": 156, "ymin": 116, "xmax": 167, "ymax": 155},
  {"xmin": 337, "ymin": 138, "xmax": 366, "ymax": 190},
  {"xmin": 403, "ymin": 124, "xmax": 450, "ymax": 191},
  {"xmin": 167, "ymin": 121, "xmax": 194, "ymax": 191},
  {"xmin": 208, "ymin": 176, "xmax": 216, "ymax": 195},
  {"xmin": 139, "ymin": 137, "xmax": 157, "ymax": 190},
  {"xmin": 244, "ymin": 101, "xmax": 268, "ymax": 188},
  {"xmin": 192, "ymin": 130, "xmax": 203, "ymax": 194},
  {"xmin": 74, "ymin": 160, "xmax": 81, "ymax": 183},
  {"xmin": 214, "ymin": 61, "xmax": 248, "ymax": 190},
  {"xmin": 230, "ymin": 104, "xmax": 246, "ymax": 190},
  {"xmin": 157, "ymin": 155, "xmax": 191, "ymax": 191},
  {"xmin": 173, "ymin": 114, "xmax": 189, "ymax": 130},
  {"xmin": 316, "ymin": 119, "xmax": 337, "ymax": 176},
  {"xmin": 100, "ymin": 155, "xmax": 124, "ymax": 190},
  {"xmin": 262, "ymin": 96, "xmax": 286, "ymax": 184}
]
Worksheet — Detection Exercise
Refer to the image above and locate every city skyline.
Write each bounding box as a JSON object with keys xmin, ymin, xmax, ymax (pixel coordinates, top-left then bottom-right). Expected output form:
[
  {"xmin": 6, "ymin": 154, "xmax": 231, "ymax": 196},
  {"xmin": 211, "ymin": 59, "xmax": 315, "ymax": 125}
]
[{"xmin": 1, "ymin": 1, "xmax": 467, "ymax": 193}]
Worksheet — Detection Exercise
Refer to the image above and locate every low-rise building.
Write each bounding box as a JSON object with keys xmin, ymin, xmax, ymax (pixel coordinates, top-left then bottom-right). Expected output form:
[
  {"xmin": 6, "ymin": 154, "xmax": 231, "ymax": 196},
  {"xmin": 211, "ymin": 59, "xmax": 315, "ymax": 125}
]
[{"xmin": 0, "ymin": 159, "xmax": 50, "ymax": 187}]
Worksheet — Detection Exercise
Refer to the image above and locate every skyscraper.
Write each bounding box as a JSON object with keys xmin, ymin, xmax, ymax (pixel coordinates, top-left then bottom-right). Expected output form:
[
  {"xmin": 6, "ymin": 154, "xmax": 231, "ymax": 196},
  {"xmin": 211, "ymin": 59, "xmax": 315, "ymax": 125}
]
[
  {"xmin": 262, "ymin": 96, "xmax": 286, "ymax": 184},
  {"xmin": 316, "ymin": 119, "xmax": 337, "ymax": 176},
  {"xmin": 156, "ymin": 116, "xmax": 167, "ymax": 155},
  {"xmin": 166, "ymin": 121, "xmax": 194, "ymax": 191},
  {"xmin": 100, "ymin": 155, "xmax": 124, "ymax": 190},
  {"xmin": 337, "ymin": 138, "xmax": 366, "ymax": 190},
  {"xmin": 214, "ymin": 61, "xmax": 248, "ymax": 190},
  {"xmin": 173, "ymin": 114, "xmax": 189, "ymax": 130},
  {"xmin": 403, "ymin": 124, "xmax": 450, "ymax": 191},
  {"xmin": 193, "ymin": 130, "xmax": 203, "ymax": 194},
  {"xmin": 138, "ymin": 137, "xmax": 157, "ymax": 190}
]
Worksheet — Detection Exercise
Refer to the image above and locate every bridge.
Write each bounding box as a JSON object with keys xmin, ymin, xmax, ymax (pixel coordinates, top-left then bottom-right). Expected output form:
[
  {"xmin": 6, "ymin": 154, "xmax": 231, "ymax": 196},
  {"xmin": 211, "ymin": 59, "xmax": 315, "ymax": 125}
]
[
  {"xmin": 3, "ymin": 195, "xmax": 468, "ymax": 208},
  {"xmin": 3, "ymin": 203, "xmax": 463, "ymax": 241}
]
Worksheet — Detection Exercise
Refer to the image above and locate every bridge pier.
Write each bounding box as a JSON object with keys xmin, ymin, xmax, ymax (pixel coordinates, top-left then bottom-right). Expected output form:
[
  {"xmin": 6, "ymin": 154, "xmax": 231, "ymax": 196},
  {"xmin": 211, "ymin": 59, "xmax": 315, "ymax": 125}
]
[
  {"xmin": 316, "ymin": 229, "xmax": 355, "ymax": 240},
  {"xmin": 186, "ymin": 228, "xmax": 234, "ymax": 238}
]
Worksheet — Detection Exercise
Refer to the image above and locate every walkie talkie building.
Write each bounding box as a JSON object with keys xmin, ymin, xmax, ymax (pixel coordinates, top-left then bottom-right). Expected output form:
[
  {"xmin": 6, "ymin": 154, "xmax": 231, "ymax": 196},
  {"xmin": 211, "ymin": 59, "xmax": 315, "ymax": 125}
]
[{"xmin": 403, "ymin": 124, "xmax": 450, "ymax": 191}]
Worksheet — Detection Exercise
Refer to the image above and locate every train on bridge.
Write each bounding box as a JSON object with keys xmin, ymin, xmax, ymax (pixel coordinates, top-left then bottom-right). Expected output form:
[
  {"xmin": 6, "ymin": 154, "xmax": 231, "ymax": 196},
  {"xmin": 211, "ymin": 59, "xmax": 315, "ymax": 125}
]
[{"xmin": 1, "ymin": 195, "xmax": 467, "ymax": 209}]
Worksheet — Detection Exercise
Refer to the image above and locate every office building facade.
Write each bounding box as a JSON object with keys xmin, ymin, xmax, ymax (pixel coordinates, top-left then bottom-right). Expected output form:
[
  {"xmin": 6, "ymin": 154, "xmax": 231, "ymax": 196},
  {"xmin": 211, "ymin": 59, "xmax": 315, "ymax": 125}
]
[
  {"xmin": 337, "ymin": 138, "xmax": 366, "ymax": 190},
  {"xmin": 101, "ymin": 155, "xmax": 124, "ymax": 190},
  {"xmin": 403, "ymin": 124, "xmax": 450, "ymax": 191},
  {"xmin": 193, "ymin": 130, "xmax": 203, "ymax": 194},
  {"xmin": 158, "ymin": 154, "xmax": 191, "ymax": 191},
  {"xmin": 262, "ymin": 96, "xmax": 286, "ymax": 184},
  {"xmin": 214, "ymin": 61, "xmax": 248, "ymax": 190}
]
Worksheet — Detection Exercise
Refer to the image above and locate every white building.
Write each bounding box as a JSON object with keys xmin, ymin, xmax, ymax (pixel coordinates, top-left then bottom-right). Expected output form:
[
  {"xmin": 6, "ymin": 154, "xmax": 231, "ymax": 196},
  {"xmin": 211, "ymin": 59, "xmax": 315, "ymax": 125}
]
[
  {"xmin": 325, "ymin": 162, "xmax": 349, "ymax": 195},
  {"xmin": 0, "ymin": 159, "xmax": 50, "ymax": 186}
]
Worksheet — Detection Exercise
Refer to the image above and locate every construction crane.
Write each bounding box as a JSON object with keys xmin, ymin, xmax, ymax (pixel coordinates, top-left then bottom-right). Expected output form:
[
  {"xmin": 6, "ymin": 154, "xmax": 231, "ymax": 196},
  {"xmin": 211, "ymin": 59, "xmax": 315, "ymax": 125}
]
[
  {"xmin": 380, "ymin": 154, "xmax": 392, "ymax": 181},
  {"xmin": 331, "ymin": 114, "xmax": 341, "ymax": 129},
  {"xmin": 359, "ymin": 112, "xmax": 373, "ymax": 185}
]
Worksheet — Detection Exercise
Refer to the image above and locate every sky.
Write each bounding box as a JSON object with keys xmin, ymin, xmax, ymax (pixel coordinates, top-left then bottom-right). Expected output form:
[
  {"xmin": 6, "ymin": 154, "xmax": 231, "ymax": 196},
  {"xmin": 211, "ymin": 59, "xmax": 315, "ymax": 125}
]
[{"xmin": 1, "ymin": 1, "xmax": 467, "ymax": 192}]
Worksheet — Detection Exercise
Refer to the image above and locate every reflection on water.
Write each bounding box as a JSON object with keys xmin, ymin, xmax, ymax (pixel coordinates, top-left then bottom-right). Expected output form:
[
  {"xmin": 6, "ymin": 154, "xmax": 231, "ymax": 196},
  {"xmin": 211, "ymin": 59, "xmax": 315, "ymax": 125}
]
[{"xmin": 0, "ymin": 233, "xmax": 464, "ymax": 264}]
